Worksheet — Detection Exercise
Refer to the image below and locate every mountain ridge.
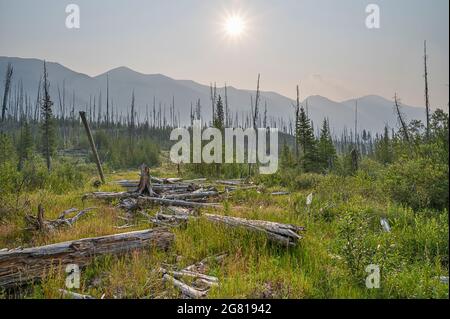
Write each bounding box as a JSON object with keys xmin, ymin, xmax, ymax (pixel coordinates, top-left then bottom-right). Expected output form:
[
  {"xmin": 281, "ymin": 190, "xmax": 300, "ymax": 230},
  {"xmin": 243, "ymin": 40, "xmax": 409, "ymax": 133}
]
[{"xmin": 0, "ymin": 56, "xmax": 427, "ymax": 133}]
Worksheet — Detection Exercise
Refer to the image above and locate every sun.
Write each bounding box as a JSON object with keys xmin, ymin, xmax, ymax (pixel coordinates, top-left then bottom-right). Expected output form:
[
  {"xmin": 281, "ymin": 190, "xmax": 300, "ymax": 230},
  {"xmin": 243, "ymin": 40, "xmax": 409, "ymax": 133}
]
[{"xmin": 224, "ymin": 15, "xmax": 246, "ymax": 38}]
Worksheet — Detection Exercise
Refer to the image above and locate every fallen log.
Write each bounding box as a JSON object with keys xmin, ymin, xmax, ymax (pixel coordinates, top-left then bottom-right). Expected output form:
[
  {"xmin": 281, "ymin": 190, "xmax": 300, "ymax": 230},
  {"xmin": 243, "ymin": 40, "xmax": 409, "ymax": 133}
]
[
  {"xmin": 0, "ymin": 228, "xmax": 174, "ymax": 289},
  {"xmin": 163, "ymin": 191, "xmax": 219, "ymax": 200},
  {"xmin": 142, "ymin": 197, "xmax": 220, "ymax": 208},
  {"xmin": 204, "ymin": 214, "xmax": 304, "ymax": 246},
  {"xmin": 122, "ymin": 197, "xmax": 220, "ymax": 210},
  {"xmin": 25, "ymin": 205, "xmax": 95, "ymax": 232},
  {"xmin": 163, "ymin": 273, "xmax": 208, "ymax": 299},
  {"xmin": 84, "ymin": 191, "xmax": 137, "ymax": 200},
  {"xmin": 216, "ymin": 179, "xmax": 246, "ymax": 186},
  {"xmin": 154, "ymin": 208, "xmax": 304, "ymax": 246},
  {"xmin": 161, "ymin": 268, "xmax": 218, "ymax": 288},
  {"xmin": 271, "ymin": 191, "xmax": 291, "ymax": 196}
]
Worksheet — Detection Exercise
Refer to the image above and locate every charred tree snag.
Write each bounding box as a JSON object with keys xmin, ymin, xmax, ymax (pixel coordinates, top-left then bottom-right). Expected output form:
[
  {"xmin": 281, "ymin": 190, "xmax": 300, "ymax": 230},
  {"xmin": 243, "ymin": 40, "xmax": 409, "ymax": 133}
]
[
  {"xmin": 80, "ymin": 111, "xmax": 105, "ymax": 184},
  {"xmin": 0, "ymin": 228, "xmax": 174, "ymax": 288}
]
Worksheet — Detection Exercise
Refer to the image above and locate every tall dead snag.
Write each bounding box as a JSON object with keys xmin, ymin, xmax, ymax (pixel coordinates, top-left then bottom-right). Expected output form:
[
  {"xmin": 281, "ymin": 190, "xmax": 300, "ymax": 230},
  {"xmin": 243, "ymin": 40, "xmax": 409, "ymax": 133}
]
[
  {"xmin": 394, "ymin": 93, "xmax": 410, "ymax": 143},
  {"xmin": 1, "ymin": 63, "xmax": 13, "ymax": 122},
  {"xmin": 249, "ymin": 74, "xmax": 261, "ymax": 176},
  {"xmin": 0, "ymin": 228, "xmax": 174, "ymax": 288},
  {"xmin": 424, "ymin": 40, "xmax": 431, "ymax": 139},
  {"xmin": 80, "ymin": 111, "xmax": 105, "ymax": 184}
]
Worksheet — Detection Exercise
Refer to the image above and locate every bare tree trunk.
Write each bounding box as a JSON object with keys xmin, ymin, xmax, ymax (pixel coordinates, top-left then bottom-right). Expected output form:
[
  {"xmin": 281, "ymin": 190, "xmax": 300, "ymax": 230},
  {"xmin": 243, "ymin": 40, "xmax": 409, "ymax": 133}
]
[
  {"xmin": 1, "ymin": 63, "xmax": 13, "ymax": 122},
  {"xmin": 80, "ymin": 111, "xmax": 105, "ymax": 184},
  {"xmin": 424, "ymin": 40, "xmax": 431, "ymax": 139}
]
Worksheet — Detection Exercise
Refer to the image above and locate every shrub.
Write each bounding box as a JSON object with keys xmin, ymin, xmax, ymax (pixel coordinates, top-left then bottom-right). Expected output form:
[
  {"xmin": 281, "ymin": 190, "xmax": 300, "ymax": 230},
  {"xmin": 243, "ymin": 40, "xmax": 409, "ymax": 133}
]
[{"xmin": 381, "ymin": 157, "xmax": 449, "ymax": 211}]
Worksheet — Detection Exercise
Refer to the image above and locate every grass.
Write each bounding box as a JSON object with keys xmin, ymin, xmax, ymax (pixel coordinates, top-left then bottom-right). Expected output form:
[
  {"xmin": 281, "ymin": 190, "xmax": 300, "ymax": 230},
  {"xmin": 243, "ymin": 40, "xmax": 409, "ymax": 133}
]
[{"xmin": 0, "ymin": 159, "xmax": 448, "ymax": 299}]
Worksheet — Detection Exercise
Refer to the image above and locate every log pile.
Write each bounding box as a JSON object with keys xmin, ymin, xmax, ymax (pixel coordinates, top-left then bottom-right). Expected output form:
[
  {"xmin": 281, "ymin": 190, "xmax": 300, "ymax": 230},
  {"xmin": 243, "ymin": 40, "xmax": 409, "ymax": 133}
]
[
  {"xmin": 0, "ymin": 228, "xmax": 173, "ymax": 288},
  {"xmin": 86, "ymin": 164, "xmax": 305, "ymax": 246},
  {"xmin": 84, "ymin": 164, "xmax": 222, "ymax": 209}
]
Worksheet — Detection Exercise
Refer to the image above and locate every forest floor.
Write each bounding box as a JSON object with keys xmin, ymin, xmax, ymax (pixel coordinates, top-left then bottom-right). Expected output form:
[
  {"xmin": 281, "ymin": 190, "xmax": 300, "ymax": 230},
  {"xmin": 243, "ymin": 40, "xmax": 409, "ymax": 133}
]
[{"xmin": 0, "ymin": 158, "xmax": 448, "ymax": 299}]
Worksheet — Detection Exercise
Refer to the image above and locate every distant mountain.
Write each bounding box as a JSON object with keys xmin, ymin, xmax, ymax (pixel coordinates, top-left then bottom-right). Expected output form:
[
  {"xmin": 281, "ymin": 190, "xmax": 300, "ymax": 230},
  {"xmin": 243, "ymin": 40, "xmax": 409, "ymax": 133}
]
[{"xmin": 0, "ymin": 56, "xmax": 427, "ymax": 134}]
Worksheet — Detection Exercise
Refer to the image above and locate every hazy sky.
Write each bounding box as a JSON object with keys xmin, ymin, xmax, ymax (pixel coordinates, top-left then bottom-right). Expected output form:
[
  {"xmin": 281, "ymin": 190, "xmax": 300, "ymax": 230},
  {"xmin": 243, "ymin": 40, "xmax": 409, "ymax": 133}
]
[{"xmin": 0, "ymin": 0, "xmax": 448, "ymax": 108}]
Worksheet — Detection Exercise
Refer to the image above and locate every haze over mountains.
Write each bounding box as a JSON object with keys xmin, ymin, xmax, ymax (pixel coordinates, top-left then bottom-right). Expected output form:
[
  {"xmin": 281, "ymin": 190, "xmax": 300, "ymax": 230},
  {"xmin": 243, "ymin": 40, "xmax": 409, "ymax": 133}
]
[{"xmin": 0, "ymin": 56, "xmax": 428, "ymax": 134}]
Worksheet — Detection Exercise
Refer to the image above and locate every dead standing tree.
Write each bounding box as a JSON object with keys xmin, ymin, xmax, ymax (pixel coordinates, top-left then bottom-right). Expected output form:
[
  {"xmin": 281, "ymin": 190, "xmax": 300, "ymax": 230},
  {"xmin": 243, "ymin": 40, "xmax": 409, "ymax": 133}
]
[
  {"xmin": 394, "ymin": 93, "xmax": 410, "ymax": 143},
  {"xmin": 80, "ymin": 111, "xmax": 106, "ymax": 184},
  {"xmin": 249, "ymin": 74, "xmax": 261, "ymax": 176},
  {"xmin": 1, "ymin": 63, "xmax": 13, "ymax": 122},
  {"xmin": 423, "ymin": 40, "xmax": 430, "ymax": 139}
]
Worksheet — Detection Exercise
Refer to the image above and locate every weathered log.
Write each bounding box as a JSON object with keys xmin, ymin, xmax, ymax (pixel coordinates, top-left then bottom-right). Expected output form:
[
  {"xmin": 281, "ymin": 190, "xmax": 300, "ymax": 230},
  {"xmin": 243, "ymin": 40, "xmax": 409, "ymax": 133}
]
[
  {"xmin": 163, "ymin": 191, "xmax": 219, "ymax": 200},
  {"xmin": 155, "ymin": 208, "xmax": 304, "ymax": 246},
  {"xmin": 131, "ymin": 197, "xmax": 220, "ymax": 209},
  {"xmin": 216, "ymin": 179, "xmax": 246, "ymax": 186},
  {"xmin": 271, "ymin": 191, "xmax": 291, "ymax": 196},
  {"xmin": 25, "ymin": 206, "xmax": 95, "ymax": 232},
  {"xmin": 84, "ymin": 191, "xmax": 137, "ymax": 200},
  {"xmin": 0, "ymin": 228, "xmax": 174, "ymax": 288},
  {"xmin": 162, "ymin": 273, "xmax": 208, "ymax": 299},
  {"xmin": 203, "ymin": 214, "xmax": 304, "ymax": 246},
  {"xmin": 160, "ymin": 268, "xmax": 218, "ymax": 287}
]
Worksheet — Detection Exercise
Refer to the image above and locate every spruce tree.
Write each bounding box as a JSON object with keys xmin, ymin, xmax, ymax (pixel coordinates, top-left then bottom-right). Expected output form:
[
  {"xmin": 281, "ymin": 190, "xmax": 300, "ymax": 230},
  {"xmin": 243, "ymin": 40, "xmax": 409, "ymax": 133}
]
[
  {"xmin": 317, "ymin": 118, "xmax": 337, "ymax": 171},
  {"xmin": 214, "ymin": 95, "xmax": 225, "ymax": 131},
  {"xmin": 40, "ymin": 61, "xmax": 56, "ymax": 172},
  {"xmin": 296, "ymin": 106, "xmax": 318, "ymax": 172},
  {"xmin": 375, "ymin": 126, "xmax": 393, "ymax": 165}
]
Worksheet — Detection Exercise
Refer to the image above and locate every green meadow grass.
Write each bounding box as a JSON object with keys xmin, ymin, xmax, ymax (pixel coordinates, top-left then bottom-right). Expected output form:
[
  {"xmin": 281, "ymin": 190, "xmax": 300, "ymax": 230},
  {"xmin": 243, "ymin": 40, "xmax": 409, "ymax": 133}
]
[{"xmin": 0, "ymin": 161, "xmax": 448, "ymax": 299}]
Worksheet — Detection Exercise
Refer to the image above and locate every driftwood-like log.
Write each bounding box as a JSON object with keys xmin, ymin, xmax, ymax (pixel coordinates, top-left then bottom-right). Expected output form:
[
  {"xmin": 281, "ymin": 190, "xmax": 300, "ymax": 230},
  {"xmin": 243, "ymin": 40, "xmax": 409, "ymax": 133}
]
[
  {"xmin": 154, "ymin": 208, "xmax": 304, "ymax": 246},
  {"xmin": 128, "ymin": 197, "xmax": 220, "ymax": 209},
  {"xmin": 0, "ymin": 228, "xmax": 174, "ymax": 288},
  {"xmin": 215, "ymin": 179, "xmax": 246, "ymax": 186},
  {"xmin": 204, "ymin": 214, "xmax": 304, "ymax": 246},
  {"xmin": 271, "ymin": 191, "xmax": 291, "ymax": 196},
  {"xmin": 25, "ymin": 206, "xmax": 95, "ymax": 232},
  {"xmin": 84, "ymin": 191, "xmax": 137, "ymax": 200},
  {"xmin": 163, "ymin": 191, "xmax": 219, "ymax": 200},
  {"xmin": 163, "ymin": 273, "xmax": 208, "ymax": 299}
]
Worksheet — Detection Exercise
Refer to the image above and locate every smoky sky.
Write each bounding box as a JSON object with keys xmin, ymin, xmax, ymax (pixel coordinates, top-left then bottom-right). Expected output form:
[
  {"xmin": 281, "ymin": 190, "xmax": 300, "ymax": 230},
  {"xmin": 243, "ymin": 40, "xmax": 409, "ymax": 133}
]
[{"xmin": 0, "ymin": 0, "xmax": 448, "ymax": 109}]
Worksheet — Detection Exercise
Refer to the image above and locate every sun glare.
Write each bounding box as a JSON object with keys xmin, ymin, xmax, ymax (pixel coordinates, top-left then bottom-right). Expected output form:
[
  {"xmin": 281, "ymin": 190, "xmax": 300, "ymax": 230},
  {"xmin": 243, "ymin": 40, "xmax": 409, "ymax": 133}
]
[{"xmin": 224, "ymin": 15, "xmax": 245, "ymax": 38}]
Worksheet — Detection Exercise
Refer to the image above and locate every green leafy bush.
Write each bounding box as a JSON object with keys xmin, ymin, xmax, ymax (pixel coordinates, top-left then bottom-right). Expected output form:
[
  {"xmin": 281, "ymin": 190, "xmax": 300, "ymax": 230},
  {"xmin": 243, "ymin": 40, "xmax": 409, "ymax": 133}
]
[{"xmin": 381, "ymin": 157, "xmax": 448, "ymax": 211}]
